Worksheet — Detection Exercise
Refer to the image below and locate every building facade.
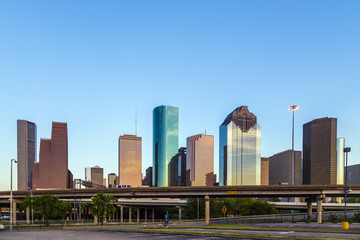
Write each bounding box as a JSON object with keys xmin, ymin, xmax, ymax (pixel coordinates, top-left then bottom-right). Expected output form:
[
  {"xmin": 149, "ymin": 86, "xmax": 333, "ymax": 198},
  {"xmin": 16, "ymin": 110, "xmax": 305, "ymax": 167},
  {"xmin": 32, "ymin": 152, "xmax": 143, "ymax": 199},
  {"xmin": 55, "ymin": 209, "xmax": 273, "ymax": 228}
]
[
  {"xmin": 303, "ymin": 117, "xmax": 337, "ymax": 185},
  {"xmin": 145, "ymin": 167, "xmax": 153, "ymax": 187},
  {"xmin": 261, "ymin": 157, "xmax": 269, "ymax": 185},
  {"xmin": 108, "ymin": 173, "xmax": 117, "ymax": 187},
  {"xmin": 346, "ymin": 164, "xmax": 360, "ymax": 185},
  {"xmin": 177, "ymin": 147, "xmax": 187, "ymax": 186},
  {"xmin": 17, "ymin": 120, "xmax": 37, "ymax": 191},
  {"xmin": 91, "ymin": 166, "xmax": 103, "ymax": 186},
  {"xmin": 33, "ymin": 122, "xmax": 72, "ymax": 189},
  {"xmin": 186, "ymin": 134, "xmax": 214, "ymax": 186},
  {"xmin": 337, "ymin": 138, "xmax": 345, "ymax": 185},
  {"xmin": 153, "ymin": 105, "xmax": 179, "ymax": 187},
  {"xmin": 219, "ymin": 106, "xmax": 261, "ymax": 186},
  {"xmin": 119, "ymin": 134, "xmax": 142, "ymax": 187},
  {"xmin": 268, "ymin": 150, "xmax": 302, "ymax": 185}
]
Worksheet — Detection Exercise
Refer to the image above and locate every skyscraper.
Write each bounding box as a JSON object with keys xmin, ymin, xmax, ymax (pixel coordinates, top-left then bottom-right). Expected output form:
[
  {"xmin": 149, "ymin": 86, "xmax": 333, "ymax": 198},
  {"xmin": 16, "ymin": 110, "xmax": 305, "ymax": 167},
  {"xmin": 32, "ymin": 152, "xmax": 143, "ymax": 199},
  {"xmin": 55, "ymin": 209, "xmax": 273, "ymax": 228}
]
[
  {"xmin": 118, "ymin": 134, "xmax": 142, "ymax": 187},
  {"xmin": 337, "ymin": 138, "xmax": 345, "ymax": 185},
  {"xmin": 32, "ymin": 122, "xmax": 72, "ymax": 189},
  {"xmin": 186, "ymin": 134, "xmax": 214, "ymax": 186},
  {"xmin": 153, "ymin": 105, "xmax": 179, "ymax": 187},
  {"xmin": 108, "ymin": 173, "xmax": 117, "ymax": 187},
  {"xmin": 17, "ymin": 120, "xmax": 37, "ymax": 191},
  {"xmin": 177, "ymin": 147, "xmax": 187, "ymax": 186},
  {"xmin": 303, "ymin": 117, "xmax": 337, "ymax": 185},
  {"xmin": 268, "ymin": 150, "xmax": 302, "ymax": 185},
  {"xmin": 219, "ymin": 106, "xmax": 261, "ymax": 186},
  {"xmin": 261, "ymin": 157, "xmax": 269, "ymax": 186}
]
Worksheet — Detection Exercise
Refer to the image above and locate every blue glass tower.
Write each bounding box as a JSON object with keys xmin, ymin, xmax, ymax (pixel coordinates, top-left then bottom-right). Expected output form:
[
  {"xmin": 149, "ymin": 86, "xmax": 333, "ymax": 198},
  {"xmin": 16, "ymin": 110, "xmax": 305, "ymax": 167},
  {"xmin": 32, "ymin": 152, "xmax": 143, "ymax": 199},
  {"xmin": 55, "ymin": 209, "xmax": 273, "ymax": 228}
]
[
  {"xmin": 219, "ymin": 106, "xmax": 261, "ymax": 186},
  {"xmin": 153, "ymin": 105, "xmax": 179, "ymax": 187}
]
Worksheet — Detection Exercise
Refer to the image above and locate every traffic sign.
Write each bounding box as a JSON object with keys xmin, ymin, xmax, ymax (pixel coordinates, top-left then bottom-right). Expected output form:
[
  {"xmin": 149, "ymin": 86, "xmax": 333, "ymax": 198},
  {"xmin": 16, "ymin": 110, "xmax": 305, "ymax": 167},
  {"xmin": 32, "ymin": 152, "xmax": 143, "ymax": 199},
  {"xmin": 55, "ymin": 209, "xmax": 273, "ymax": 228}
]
[{"xmin": 222, "ymin": 205, "xmax": 227, "ymax": 214}]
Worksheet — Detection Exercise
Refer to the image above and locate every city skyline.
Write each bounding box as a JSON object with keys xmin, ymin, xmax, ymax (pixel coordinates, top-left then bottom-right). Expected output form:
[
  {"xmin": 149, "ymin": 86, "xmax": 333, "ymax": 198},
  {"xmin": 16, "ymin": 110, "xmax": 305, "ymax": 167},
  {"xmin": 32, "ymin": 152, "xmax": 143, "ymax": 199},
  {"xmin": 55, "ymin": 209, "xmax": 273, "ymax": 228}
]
[{"xmin": 1, "ymin": 1, "xmax": 360, "ymax": 190}]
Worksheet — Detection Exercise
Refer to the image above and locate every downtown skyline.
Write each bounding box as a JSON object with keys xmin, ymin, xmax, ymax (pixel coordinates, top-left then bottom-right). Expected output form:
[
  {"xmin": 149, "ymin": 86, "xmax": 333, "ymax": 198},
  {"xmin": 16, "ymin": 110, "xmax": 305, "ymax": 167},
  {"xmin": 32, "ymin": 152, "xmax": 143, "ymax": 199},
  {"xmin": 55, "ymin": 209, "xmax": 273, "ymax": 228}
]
[{"xmin": 1, "ymin": 1, "xmax": 359, "ymax": 190}]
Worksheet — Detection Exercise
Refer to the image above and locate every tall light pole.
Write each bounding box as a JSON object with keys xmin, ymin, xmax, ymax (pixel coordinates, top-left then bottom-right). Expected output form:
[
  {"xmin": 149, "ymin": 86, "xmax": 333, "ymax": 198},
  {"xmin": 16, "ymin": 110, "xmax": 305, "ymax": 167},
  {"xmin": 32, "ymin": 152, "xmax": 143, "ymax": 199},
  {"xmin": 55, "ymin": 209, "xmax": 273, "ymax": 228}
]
[
  {"xmin": 344, "ymin": 147, "xmax": 351, "ymax": 221},
  {"xmin": 10, "ymin": 158, "xmax": 17, "ymax": 231},
  {"xmin": 288, "ymin": 105, "xmax": 299, "ymax": 186}
]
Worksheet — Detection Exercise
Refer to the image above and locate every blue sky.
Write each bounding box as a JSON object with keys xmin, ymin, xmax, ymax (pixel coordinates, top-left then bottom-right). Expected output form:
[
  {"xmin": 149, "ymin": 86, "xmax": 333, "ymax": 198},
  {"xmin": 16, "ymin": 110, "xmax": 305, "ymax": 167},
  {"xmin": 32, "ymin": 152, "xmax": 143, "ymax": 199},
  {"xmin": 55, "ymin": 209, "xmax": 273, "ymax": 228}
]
[{"xmin": 1, "ymin": 1, "xmax": 359, "ymax": 190}]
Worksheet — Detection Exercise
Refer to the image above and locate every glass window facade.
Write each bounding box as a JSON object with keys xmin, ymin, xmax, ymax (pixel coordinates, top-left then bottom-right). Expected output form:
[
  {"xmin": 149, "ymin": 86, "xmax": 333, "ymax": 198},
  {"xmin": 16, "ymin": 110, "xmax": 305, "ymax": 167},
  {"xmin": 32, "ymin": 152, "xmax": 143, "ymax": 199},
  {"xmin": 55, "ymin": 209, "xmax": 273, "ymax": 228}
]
[
  {"xmin": 219, "ymin": 106, "xmax": 261, "ymax": 186},
  {"xmin": 153, "ymin": 105, "xmax": 179, "ymax": 187},
  {"xmin": 337, "ymin": 138, "xmax": 345, "ymax": 185}
]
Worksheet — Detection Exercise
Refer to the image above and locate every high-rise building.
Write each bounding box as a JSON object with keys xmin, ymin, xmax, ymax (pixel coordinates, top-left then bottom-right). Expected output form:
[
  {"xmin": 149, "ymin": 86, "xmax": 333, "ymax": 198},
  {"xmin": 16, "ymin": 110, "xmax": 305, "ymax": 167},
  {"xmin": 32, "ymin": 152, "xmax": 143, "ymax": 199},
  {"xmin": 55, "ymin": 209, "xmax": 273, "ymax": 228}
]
[
  {"xmin": 346, "ymin": 164, "xmax": 360, "ymax": 185},
  {"xmin": 303, "ymin": 117, "xmax": 337, "ymax": 185},
  {"xmin": 177, "ymin": 147, "xmax": 187, "ymax": 186},
  {"xmin": 268, "ymin": 150, "xmax": 302, "ymax": 185},
  {"xmin": 33, "ymin": 122, "xmax": 72, "ymax": 189},
  {"xmin": 261, "ymin": 157, "xmax": 269, "ymax": 185},
  {"xmin": 108, "ymin": 173, "xmax": 117, "ymax": 187},
  {"xmin": 91, "ymin": 166, "xmax": 103, "ymax": 186},
  {"xmin": 186, "ymin": 134, "xmax": 214, "ymax": 186},
  {"xmin": 85, "ymin": 167, "xmax": 91, "ymax": 181},
  {"xmin": 145, "ymin": 167, "xmax": 153, "ymax": 187},
  {"xmin": 337, "ymin": 138, "xmax": 345, "ymax": 185},
  {"xmin": 169, "ymin": 156, "xmax": 178, "ymax": 186},
  {"xmin": 153, "ymin": 105, "xmax": 179, "ymax": 187},
  {"xmin": 219, "ymin": 106, "xmax": 261, "ymax": 186},
  {"xmin": 17, "ymin": 120, "xmax": 37, "ymax": 191},
  {"xmin": 119, "ymin": 134, "xmax": 142, "ymax": 187}
]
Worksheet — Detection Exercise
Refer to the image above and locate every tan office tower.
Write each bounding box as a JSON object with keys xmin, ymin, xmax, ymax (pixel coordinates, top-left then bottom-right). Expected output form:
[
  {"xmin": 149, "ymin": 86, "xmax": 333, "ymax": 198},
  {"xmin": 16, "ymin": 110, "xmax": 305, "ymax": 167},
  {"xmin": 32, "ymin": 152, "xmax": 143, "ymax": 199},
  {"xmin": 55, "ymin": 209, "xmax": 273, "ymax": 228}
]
[
  {"xmin": 33, "ymin": 122, "xmax": 72, "ymax": 189},
  {"xmin": 261, "ymin": 157, "xmax": 269, "ymax": 185},
  {"xmin": 303, "ymin": 117, "xmax": 337, "ymax": 185},
  {"xmin": 91, "ymin": 166, "xmax": 104, "ymax": 186},
  {"xmin": 186, "ymin": 134, "xmax": 214, "ymax": 186},
  {"xmin": 108, "ymin": 173, "xmax": 117, "ymax": 187},
  {"xmin": 269, "ymin": 150, "xmax": 301, "ymax": 185},
  {"xmin": 118, "ymin": 134, "xmax": 142, "ymax": 187},
  {"xmin": 17, "ymin": 120, "xmax": 37, "ymax": 191}
]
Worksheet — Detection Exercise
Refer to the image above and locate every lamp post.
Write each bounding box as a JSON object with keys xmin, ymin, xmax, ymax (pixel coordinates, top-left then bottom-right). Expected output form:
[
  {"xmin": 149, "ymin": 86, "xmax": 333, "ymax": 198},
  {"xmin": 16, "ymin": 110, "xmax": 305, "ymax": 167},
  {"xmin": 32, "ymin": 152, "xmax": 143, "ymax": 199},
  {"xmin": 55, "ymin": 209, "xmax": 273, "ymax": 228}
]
[
  {"xmin": 288, "ymin": 105, "xmax": 299, "ymax": 186},
  {"xmin": 344, "ymin": 147, "xmax": 351, "ymax": 221},
  {"xmin": 10, "ymin": 158, "xmax": 17, "ymax": 231}
]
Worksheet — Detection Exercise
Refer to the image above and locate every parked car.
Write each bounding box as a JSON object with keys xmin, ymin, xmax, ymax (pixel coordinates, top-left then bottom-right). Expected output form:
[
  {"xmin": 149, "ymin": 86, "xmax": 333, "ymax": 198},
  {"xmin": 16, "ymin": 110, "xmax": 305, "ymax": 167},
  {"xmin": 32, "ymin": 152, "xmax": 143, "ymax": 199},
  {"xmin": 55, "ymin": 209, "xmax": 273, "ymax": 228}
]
[
  {"xmin": 0, "ymin": 215, "xmax": 10, "ymax": 220},
  {"xmin": 0, "ymin": 223, "xmax": 5, "ymax": 230}
]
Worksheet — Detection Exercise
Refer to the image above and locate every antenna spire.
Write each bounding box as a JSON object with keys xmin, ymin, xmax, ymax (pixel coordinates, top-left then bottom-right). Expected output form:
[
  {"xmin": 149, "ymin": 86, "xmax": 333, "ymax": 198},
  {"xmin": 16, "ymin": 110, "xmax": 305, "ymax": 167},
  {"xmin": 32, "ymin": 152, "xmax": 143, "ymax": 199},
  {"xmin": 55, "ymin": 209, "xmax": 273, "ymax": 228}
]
[{"xmin": 135, "ymin": 107, "xmax": 138, "ymax": 136}]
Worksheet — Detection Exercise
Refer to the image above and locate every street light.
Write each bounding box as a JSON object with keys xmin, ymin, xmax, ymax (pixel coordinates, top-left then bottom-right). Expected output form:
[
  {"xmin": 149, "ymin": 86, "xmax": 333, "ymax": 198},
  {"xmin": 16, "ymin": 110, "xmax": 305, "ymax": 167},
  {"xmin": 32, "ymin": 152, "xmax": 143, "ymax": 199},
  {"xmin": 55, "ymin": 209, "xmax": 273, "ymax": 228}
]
[
  {"xmin": 10, "ymin": 158, "xmax": 17, "ymax": 231},
  {"xmin": 344, "ymin": 147, "xmax": 351, "ymax": 221},
  {"xmin": 288, "ymin": 105, "xmax": 299, "ymax": 186}
]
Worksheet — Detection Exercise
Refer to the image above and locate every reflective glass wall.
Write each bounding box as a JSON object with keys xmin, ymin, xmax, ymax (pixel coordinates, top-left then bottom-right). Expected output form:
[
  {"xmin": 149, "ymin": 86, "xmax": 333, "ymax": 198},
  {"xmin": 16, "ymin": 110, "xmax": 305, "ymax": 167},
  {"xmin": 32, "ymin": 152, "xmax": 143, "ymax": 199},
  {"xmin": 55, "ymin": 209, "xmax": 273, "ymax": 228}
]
[
  {"xmin": 153, "ymin": 105, "xmax": 179, "ymax": 187},
  {"xmin": 219, "ymin": 114, "xmax": 261, "ymax": 186}
]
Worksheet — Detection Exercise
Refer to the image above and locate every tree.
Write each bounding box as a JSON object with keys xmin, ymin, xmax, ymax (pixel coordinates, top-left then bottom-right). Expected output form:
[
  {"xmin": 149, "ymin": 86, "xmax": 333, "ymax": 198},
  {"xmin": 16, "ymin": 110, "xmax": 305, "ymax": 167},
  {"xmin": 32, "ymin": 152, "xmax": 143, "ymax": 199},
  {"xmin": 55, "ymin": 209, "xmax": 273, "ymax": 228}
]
[
  {"xmin": 33, "ymin": 194, "xmax": 71, "ymax": 225},
  {"xmin": 89, "ymin": 192, "xmax": 118, "ymax": 224}
]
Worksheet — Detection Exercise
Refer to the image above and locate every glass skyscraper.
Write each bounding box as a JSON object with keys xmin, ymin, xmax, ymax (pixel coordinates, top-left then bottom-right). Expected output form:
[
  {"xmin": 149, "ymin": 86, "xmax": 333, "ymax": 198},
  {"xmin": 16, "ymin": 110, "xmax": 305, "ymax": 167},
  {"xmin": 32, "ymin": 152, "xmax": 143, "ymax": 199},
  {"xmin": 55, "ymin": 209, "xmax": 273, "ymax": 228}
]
[
  {"xmin": 153, "ymin": 105, "xmax": 179, "ymax": 187},
  {"xmin": 337, "ymin": 138, "xmax": 345, "ymax": 185},
  {"xmin": 219, "ymin": 106, "xmax": 261, "ymax": 186}
]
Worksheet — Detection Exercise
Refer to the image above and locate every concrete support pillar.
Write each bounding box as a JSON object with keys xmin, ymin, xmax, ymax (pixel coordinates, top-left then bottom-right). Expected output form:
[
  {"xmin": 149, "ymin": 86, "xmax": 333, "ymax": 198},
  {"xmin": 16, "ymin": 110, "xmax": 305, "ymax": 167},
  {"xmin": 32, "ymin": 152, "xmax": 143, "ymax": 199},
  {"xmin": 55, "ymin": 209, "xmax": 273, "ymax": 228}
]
[
  {"xmin": 317, "ymin": 198, "xmax": 322, "ymax": 224},
  {"xmin": 13, "ymin": 201, "xmax": 17, "ymax": 224},
  {"xmin": 129, "ymin": 207, "xmax": 132, "ymax": 223},
  {"xmin": 145, "ymin": 208, "xmax": 147, "ymax": 222},
  {"xmin": 120, "ymin": 206, "xmax": 123, "ymax": 223},
  {"xmin": 152, "ymin": 209, "xmax": 155, "ymax": 222},
  {"xmin": 137, "ymin": 207, "xmax": 140, "ymax": 223},
  {"xmin": 26, "ymin": 207, "xmax": 30, "ymax": 224},
  {"xmin": 205, "ymin": 195, "xmax": 210, "ymax": 224},
  {"xmin": 94, "ymin": 215, "xmax": 98, "ymax": 224},
  {"xmin": 307, "ymin": 201, "xmax": 313, "ymax": 222},
  {"xmin": 178, "ymin": 207, "xmax": 182, "ymax": 221}
]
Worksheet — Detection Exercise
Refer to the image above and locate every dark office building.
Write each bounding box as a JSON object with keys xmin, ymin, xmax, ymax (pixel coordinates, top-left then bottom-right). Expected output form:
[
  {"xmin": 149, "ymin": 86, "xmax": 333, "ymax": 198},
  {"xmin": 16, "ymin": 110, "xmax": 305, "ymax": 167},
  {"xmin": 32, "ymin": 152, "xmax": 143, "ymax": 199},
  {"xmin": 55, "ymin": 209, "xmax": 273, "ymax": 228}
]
[
  {"xmin": 145, "ymin": 167, "xmax": 153, "ymax": 187},
  {"xmin": 17, "ymin": 120, "xmax": 37, "ymax": 191},
  {"xmin": 346, "ymin": 164, "xmax": 360, "ymax": 185},
  {"xmin": 177, "ymin": 147, "xmax": 187, "ymax": 186},
  {"xmin": 303, "ymin": 117, "xmax": 337, "ymax": 185},
  {"xmin": 269, "ymin": 150, "xmax": 302, "ymax": 185}
]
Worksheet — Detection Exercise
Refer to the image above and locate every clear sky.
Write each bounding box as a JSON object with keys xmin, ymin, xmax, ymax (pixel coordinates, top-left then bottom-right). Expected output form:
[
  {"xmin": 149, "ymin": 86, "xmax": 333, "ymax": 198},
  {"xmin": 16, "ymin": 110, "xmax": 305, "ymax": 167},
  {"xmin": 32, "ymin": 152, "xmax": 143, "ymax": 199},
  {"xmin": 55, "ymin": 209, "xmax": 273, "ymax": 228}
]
[{"xmin": 1, "ymin": 1, "xmax": 359, "ymax": 191}]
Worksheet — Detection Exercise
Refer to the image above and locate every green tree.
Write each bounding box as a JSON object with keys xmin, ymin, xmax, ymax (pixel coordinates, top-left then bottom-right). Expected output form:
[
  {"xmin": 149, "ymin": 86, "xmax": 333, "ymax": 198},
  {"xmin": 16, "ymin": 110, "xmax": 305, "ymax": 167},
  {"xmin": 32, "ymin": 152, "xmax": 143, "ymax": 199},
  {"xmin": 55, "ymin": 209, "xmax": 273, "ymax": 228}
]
[
  {"xmin": 33, "ymin": 194, "xmax": 71, "ymax": 225},
  {"xmin": 89, "ymin": 192, "xmax": 118, "ymax": 224}
]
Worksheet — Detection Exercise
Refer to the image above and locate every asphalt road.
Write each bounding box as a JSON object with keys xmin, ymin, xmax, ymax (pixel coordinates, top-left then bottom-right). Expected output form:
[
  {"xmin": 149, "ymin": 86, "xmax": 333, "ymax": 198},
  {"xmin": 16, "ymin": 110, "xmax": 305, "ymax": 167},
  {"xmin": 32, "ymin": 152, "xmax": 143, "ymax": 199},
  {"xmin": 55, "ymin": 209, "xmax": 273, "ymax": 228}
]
[{"xmin": 0, "ymin": 230, "xmax": 226, "ymax": 240}]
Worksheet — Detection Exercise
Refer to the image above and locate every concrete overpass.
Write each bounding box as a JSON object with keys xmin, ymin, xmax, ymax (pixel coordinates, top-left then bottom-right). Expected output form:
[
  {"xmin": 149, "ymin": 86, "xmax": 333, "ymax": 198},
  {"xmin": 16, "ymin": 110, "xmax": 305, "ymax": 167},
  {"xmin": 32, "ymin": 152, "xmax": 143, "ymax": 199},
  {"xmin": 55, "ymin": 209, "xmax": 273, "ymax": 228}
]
[{"xmin": 1, "ymin": 185, "xmax": 359, "ymax": 224}]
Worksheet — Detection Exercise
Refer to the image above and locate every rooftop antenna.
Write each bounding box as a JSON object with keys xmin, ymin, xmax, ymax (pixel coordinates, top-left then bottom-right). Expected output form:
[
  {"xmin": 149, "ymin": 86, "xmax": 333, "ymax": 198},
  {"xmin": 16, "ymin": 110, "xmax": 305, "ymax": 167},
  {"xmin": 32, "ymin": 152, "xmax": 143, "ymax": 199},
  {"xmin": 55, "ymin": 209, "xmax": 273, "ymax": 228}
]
[{"xmin": 135, "ymin": 106, "xmax": 138, "ymax": 136}]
